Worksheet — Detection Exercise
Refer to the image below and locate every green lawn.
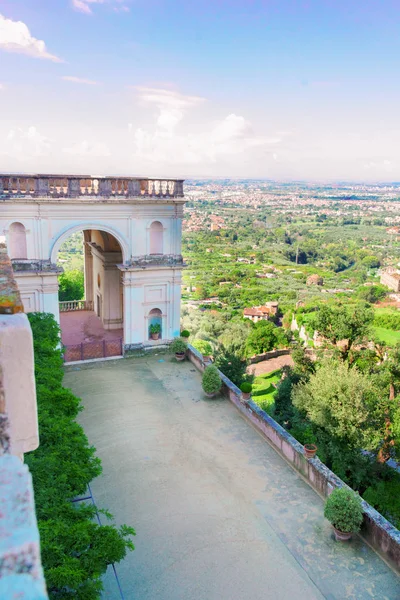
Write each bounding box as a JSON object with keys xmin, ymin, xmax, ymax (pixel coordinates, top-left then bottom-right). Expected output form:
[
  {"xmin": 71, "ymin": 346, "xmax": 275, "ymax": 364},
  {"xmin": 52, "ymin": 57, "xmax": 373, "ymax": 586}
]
[
  {"xmin": 372, "ymin": 327, "xmax": 400, "ymax": 346},
  {"xmin": 251, "ymin": 369, "xmax": 281, "ymax": 415}
]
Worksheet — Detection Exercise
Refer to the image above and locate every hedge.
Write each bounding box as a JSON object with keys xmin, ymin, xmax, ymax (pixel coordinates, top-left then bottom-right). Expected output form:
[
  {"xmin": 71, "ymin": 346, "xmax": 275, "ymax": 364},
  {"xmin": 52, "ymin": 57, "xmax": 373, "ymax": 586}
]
[{"xmin": 26, "ymin": 313, "xmax": 135, "ymax": 600}]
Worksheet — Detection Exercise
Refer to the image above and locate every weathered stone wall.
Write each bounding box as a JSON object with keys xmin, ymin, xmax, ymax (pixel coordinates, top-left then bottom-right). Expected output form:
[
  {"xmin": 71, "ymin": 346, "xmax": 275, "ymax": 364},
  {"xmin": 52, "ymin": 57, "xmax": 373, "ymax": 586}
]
[
  {"xmin": 186, "ymin": 343, "xmax": 400, "ymax": 572},
  {"xmin": 248, "ymin": 348, "xmax": 290, "ymax": 364}
]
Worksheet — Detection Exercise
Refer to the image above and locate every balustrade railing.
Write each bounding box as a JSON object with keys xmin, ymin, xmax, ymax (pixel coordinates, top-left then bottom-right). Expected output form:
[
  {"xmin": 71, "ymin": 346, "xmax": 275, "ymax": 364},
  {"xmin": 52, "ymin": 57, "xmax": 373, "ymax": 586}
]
[
  {"xmin": 0, "ymin": 175, "xmax": 184, "ymax": 199},
  {"xmin": 59, "ymin": 300, "xmax": 93, "ymax": 312}
]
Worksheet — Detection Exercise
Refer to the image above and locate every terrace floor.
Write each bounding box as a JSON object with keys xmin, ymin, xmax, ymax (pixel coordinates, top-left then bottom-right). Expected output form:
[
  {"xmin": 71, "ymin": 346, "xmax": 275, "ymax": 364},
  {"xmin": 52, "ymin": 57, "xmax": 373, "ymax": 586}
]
[
  {"xmin": 60, "ymin": 310, "xmax": 123, "ymax": 346},
  {"xmin": 64, "ymin": 355, "xmax": 400, "ymax": 600}
]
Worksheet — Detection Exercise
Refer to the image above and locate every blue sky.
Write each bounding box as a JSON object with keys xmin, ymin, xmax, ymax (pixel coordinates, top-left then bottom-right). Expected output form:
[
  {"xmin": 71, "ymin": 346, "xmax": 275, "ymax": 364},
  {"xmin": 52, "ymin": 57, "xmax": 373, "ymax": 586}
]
[{"xmin": 1, "ymin": 0, "xmax": 400, "ymax": 181}]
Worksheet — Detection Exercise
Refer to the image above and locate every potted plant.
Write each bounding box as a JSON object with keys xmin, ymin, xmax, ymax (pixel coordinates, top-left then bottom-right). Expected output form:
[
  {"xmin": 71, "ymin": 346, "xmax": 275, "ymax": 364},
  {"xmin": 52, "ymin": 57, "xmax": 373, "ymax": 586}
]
[
  {"xmin": 181, "ymin": 330, "xmax": 190, "ymax": 339},
  {"xmin": 202, "ymin": 365, "xmax": 222, "ymax": 398},
  {"xmin": 149, "ymin": 323, "xmax": 161, "ymax": 340},
  {"xmin": 324, "ymin": 487, "xmax": 363, "ymax": 541},
  {"xmin": 170, "ymin": 338, "xmax": 187, "ymax": 361},
  {"xmin": 240, "ymin": 382, "xmax": 252, "ymax": 401},
  {"xmin": 303, "ymin": 443, "xmax": 317, "ymax": 459},
  {"xmin": 193, "ymin": 339, "xmax": 213, "ymax": 364}
]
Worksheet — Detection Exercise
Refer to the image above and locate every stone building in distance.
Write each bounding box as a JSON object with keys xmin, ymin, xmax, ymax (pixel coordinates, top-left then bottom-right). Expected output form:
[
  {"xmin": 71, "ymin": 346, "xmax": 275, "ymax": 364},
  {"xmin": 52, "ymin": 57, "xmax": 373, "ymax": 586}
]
[{"xmin": 380, "ymin": 268, "xmax": 400, "ymax": 293}]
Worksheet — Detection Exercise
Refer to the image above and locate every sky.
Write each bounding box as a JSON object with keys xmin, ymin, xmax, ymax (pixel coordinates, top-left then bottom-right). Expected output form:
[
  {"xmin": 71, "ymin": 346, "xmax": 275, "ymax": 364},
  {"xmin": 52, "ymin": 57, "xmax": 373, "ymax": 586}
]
[{"xmin": 0, "ymin": 0, "xmax": 400, "ymax": 181}]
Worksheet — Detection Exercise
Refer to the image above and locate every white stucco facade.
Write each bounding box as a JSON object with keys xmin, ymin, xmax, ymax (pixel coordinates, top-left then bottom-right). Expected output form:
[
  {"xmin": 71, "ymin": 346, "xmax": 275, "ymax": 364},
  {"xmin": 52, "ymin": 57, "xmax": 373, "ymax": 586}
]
[{"xmin": 0, "ymin": 175, "xmax": 185, "ymax": 349}]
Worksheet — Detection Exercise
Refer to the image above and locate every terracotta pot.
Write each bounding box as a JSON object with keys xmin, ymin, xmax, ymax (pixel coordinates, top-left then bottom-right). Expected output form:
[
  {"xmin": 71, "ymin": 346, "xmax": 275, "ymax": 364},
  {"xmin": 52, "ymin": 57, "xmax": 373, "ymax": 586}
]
[
  {"xmin": 175, "ymin": 352, "xmax": 185, "ymax": 362},
  {"xmin": 304, "ymin": 443, "xmax": 317, "ymax": 459},
  {"xmin": 242, "ymin": 392, "xmax": 251, "ymax": 401},
  {"xmin": 204, "ymin": 391, "xmax": 217, "ymax": 398},
  {"xmin": 151, "ymin": 333, "xmax": 160, "ymax": 340},
  {"xmin": 333, "ymin": 527, "xmax": 352, "ymax": 542}
]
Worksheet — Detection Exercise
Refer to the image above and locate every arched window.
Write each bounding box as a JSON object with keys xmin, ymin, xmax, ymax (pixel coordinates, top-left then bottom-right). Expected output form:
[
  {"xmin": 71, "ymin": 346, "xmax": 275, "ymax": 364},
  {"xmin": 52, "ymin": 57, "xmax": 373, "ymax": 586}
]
[
  {"xmin": 149, "ymin": 221, "xmax": 163, "ymax": 255},
  {"xmin": 9, "ymin": 222, "xmax": 27, "ymax": 259},
  {"xmin": 149, "ymin": 308, "xmax": 162, "ymax": 340}
]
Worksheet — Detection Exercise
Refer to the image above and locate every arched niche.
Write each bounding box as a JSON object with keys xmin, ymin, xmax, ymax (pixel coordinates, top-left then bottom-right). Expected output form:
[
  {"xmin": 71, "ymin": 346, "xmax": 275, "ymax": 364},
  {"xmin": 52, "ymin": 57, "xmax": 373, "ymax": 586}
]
[
  {"xmin": 9, "ymin": 222, "xmax": 27, "ymax": 259},
  {"xmin": 149, "ymin": 221, "xmax": 164, "ymax": 255},
  {"xmin": 148, "ymin": 307, "xmax": 162, "ymax": 339}
]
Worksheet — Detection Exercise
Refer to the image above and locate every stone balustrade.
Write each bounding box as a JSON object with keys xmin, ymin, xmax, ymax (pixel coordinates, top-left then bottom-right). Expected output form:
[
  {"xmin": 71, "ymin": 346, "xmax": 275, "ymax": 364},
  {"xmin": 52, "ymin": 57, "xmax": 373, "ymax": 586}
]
[
  {"xmin": 59, "ymin": 300, "xmax": 94, "ymax": 312},
  {"xmin": 0, "ymin": 175, "xmax": 184, "ymax": 199}
]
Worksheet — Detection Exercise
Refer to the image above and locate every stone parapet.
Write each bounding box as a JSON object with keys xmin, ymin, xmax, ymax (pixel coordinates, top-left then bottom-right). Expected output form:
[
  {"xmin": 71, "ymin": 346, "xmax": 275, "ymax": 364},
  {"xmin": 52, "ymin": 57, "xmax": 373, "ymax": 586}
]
[
  {"xmin": 0, "ymin": 174, "xmax": 184, "ymax": 200},
  {"xmin": 0, "ymin": 244, "xmax": 24, "ymax": 314},
  {"xmin": 11, "ymin": 259, "xmax": 63, "ymax": 274}
]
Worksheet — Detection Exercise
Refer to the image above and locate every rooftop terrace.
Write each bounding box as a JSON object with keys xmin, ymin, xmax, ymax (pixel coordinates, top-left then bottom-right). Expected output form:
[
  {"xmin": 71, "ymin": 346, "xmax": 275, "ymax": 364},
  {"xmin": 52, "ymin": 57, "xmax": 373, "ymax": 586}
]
[{"xmin": 64, "ymin": 355, "xmax": 400, "ymax": 600}]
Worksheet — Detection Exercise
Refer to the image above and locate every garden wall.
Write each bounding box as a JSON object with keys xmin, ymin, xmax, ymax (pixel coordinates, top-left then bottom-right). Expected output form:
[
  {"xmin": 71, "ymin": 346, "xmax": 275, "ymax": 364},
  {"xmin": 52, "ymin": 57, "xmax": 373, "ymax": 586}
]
[
  {"xmin": 248, "ymin": 349, "xmax": 290, "ymax": 364},
  {"xmin": 187, "ymin": 343, "xmax": 400, "ymax": 572}
]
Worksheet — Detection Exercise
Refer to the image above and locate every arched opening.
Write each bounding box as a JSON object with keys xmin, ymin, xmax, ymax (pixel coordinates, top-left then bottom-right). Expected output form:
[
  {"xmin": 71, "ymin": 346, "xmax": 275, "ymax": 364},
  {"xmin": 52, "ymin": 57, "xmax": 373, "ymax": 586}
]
[
  {"xmin": 8, "ymin": 222, "xmax": 27, "ymax": 259},
  {"xmin": 57, "ymin": 228, "xmax": 124, "ymax": 361},
  {"xmin": 149, "ymin": 221, "xmax": 164, "ymax": 255},
  {"xmin": 148, "ymin": 308, "xmax": 162, "ymax": 340}
]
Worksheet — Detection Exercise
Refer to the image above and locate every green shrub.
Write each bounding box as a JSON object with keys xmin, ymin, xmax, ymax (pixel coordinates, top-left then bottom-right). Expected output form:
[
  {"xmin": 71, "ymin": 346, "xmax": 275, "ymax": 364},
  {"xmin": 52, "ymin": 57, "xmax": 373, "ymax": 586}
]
[
  {"xmin": 240, "ymin": 382, "xmax": 252, "ymax": 394},
  {"xmin": 202, "ymin": 365, "xmax": 222, "ymax": 395},
  {"xmin": 214, "ymin": 351, "xmax": 249, "ymax": 387},
  {"xmin": 170, "ymin": 338, "xmax": 187, "ymax": 354},
  {"xmin": 181, "ymin": 329, "xmax": 190, "ymax": 338},
  {"xmin": 149, "ymin": 323, "xmax": 161, "ymax": 334},
  {"xmin": 324, "ymin": 487, "xmax": 363, "ymax": 533},
  {"xmin": 193, "ymin": 339, "xmax": 213, "ymax": 356},
  {"xmin": 26, "ymin": 313, "xmax": 135, "ymax": 600}
]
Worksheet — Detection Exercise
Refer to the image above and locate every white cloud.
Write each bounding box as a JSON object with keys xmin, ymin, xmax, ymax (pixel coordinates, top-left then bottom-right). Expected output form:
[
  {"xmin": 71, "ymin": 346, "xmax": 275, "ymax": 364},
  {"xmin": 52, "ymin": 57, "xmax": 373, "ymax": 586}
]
[
  {"xmin": 1, "ymin": 126, "xmax": 51, "ymax": 159},
  {"xmin": 63, "ymin": 140, "xmax": 111, "ymax": 157},
  {"xmin": 62, "ymin": 75, "xmax": 99, "ymax": 85},
  {"xmin": 0, "ymin": 14, "xmax": 62, "ymax": 62},
  {"xmin": 0, "ymin": 83, "xmax": 5, "ymax": 90},
  {"xmin": 72, "ymin": 0, "xmax": 129, "ymax": 15},
  {"xmin": 131, "ymin": 87, "xmax": 279, "ymax": 166}
]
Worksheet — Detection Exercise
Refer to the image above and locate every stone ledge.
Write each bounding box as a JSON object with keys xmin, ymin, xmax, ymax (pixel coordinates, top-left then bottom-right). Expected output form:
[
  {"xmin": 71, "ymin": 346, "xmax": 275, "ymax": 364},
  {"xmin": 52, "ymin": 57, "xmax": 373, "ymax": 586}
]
[{"xmin": 186, "ymin": 343, "xmax": 400, "ymax": 572}]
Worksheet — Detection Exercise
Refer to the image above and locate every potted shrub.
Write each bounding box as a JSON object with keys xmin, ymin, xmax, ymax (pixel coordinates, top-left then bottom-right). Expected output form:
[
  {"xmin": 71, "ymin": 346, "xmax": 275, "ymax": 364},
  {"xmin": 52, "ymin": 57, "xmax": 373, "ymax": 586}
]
[
  {"xmin": 193, "ymin": 339, "xmax": 213, "ymax": 363},
  {"xmin": 149, "ymin": 323, "xmax": 161, "ymax": 340},
  {"xmin": 202, "ymin": 365, "xmax": 222, "ymax": 398},
  {"xmin": 240, "ymin": 382, "xmax": 252, "ymax": 401},
  {"xmin": 324, "ymin": 487, "xmax": 363, "ymax": 541},
  {"xmin": 170, "ymin": 338, "xmax": 187, "ymax": 361},
  {"xmin": 181, "ymin": 330, "xmax": 190, "ymax": 339}
]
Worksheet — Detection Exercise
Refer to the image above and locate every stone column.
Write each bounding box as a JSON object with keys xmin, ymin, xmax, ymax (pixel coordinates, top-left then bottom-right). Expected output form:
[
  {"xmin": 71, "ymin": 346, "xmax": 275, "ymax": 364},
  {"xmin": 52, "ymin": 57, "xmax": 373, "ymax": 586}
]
[
  {"xmin": 102, "ymin": 252, "xmax": 123, "ymax": 330},
  {"xmin": 84, "ymin": 243, "xmax": 94, "ymax": 308}
]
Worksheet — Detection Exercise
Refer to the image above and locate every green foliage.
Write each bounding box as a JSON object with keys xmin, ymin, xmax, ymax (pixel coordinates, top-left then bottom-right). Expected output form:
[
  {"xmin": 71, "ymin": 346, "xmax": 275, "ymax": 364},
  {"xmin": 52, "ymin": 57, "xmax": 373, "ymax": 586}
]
[
  {"xmin": 324, "ymin": 487, "xmax": 363, "ymax": 533},
  {"xmin": 202, "ymin": 365, "xmax": 222, "ymax": 395},
  {"xmin": 273, "ymin": 369, "xmax": 301, "ymax": 426},
  {"xmin": 180, "ymin": 329, "xmax": 190, "ymax": 338},
  {"xmin": 26, "ymin": 313, "xmax": 135, "ymax": 600},
  {"xmin": 192, "ymin": 339, "xmax": 213, "ymax": 356},
  {"xmin": 310, "ymin": 302, "xmax": 373, "ymax": 357},
  {"xmin": 361, "ymin": 255, "xmax": 380, "ymax": 269},
  {"xmin": 170, "ymin": 338, "xmax": 187, "ymax": 354},
  {"xmin": 363, "ymin": 479, "xmax": 400, "ymax": 529},
  {"xmin": 245, "ymin": 320, "xmax": 288, "ymax": 356},
  {"xmin": 374, "ymin": 312, "xmax": 400, "ymax": 331},
  {"xmin": 293, "ymin": 359, "xmax": 385, "ymax": 452},
  {"xmin": 240, "ymin": 382, "xmax": 252, "ymax": 393},
  {"xmin": 214, "ymin": 351, "xmax": 249, "ymax": 387},
  {"xmin": 58, "ymin": 269, "xmax": 84, "ymax": 302},
  {"xmin": 149, "ymin": 323, "xmax": 161, "ymax": 334},
  {"xmin": 357, "ymin": 284, "xmax": 387, "ymax": 304}
]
